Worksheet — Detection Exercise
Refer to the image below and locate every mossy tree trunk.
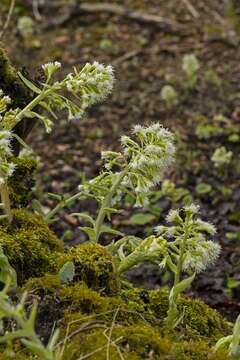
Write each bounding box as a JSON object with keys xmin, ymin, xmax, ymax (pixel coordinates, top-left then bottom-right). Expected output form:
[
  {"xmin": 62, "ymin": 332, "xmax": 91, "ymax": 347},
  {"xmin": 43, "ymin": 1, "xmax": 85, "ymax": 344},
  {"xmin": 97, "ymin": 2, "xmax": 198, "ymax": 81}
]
[{"xmin": 0, "ymin": 42, "xmax": 36, "ymax": 155}]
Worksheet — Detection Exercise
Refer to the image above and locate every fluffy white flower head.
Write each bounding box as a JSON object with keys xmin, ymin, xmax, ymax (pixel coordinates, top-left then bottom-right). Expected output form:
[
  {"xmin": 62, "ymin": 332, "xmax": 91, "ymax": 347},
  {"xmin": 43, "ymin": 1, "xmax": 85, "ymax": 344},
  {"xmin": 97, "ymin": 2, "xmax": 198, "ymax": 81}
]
[
  {"xmin": 121, "ymin": 123, "xmax": 175, "ymax": 197},
  {"xmin": 42, "ymin": 61, "xmax": 62, "ymax": 79},
  {"xmin": 65, "ymin": 62, "xmax": 114, "ymax": 108}
]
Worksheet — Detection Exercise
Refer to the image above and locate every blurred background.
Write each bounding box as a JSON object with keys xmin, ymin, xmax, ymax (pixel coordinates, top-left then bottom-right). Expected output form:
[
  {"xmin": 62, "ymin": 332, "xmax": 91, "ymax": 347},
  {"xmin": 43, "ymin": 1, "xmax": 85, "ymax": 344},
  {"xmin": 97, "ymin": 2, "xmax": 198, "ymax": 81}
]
[{"xmin": 1, "ymin": 0, "xmax": 240, "ymax": 320}]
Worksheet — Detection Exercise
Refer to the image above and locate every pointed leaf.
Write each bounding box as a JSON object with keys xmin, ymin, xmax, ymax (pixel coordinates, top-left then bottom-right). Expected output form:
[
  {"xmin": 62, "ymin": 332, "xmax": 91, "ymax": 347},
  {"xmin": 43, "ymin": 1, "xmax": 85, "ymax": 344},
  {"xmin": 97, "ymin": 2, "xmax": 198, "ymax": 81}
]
[
  {"xmin": 129, "ymin": 213, "xmax": 156, "ymax": 225},
  {"xmin": 72, "ymin": 212, "xmax": 95, "ymax": 225},
  {"xmin": 170, "ymin": 273, "xmax": 195, "ymax": 303},
  {"xmin": 32, "ymin": 200, "xmax": 45, "ymax": 217},
  {"xmin": 18, "ymin": 72, "xmax": 42, "ymax": 94},
  {"xmin": 100, "ymin": 225, "xmax": 124, "ymax": 237},
  {"xmin": 79, "ymin": 227, "xmax": 96, "ymax": 241},
  {"xmin": 59, "ymin": 261, "xmax": 75, "ymax": 284}
]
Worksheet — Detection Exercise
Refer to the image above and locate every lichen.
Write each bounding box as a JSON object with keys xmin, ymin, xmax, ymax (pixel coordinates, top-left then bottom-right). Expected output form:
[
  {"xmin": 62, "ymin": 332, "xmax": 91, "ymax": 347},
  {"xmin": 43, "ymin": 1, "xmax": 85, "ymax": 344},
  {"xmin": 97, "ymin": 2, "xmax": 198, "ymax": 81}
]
[
  {"xmin": 0, "ymin": 209, "xmax": 63, "ymax": 284},
  {"xmin": 8, "ymin": 157, "xmax": 38, "ymax": 207},
  {"xmin": 59, "ymin": 243, "xmax": 119, "ymax": 294}
]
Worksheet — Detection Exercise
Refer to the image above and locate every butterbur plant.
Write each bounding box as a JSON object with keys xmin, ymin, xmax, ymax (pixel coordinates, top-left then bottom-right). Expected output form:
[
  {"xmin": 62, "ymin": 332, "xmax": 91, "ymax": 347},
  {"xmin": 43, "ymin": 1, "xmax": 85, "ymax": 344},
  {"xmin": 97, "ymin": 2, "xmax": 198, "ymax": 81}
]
[
  {"xmin": 72, "ymin": 123, "xmax": 175, "ymax": 242},
  {"xmin": 112, "ymin": 204, "xmax": 220, "ymax": 332},
  {"xmin": 211, "ymin": 146, "xmax": 233, "ymax": 168},
  {"xmin": 155, "ymin": 204, "xmax": 220, "ymax": 331},
  {"xmin": 160, "ymin": 85, "xmax": 178, "ymax": 108},
  {"xmin": 182, "ymin": 53, "xmax": 200, "ymax": 90},
  {"xmin": 0, "ymin": 60, "xmax": 114, "ymax": 220}
]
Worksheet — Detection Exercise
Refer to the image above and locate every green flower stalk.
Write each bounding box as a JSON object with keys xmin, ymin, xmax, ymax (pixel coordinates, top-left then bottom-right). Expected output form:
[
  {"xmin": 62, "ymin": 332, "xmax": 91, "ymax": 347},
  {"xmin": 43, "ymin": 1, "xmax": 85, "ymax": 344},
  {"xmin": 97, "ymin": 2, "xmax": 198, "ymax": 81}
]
[
  {"xmin": 73, "ymin": 123, "xmax": 175, "ymax": 242},
  {"xmin": 0, "ymin": 61, "xmax": 114, "ymax": 221},
  {"xmin": 154, "ymin": 204, "xmax": 221, "ymax": 332}
]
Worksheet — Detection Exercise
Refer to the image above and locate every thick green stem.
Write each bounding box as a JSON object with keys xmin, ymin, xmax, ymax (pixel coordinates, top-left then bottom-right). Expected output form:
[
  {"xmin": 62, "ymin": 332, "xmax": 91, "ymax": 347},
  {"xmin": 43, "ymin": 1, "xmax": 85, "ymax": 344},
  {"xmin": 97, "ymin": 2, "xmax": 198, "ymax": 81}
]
[
  {"xmin": 94, "ymin": 171, "xmax": 126, "ymax": 243},
  {"xmin": 45, "ymin": 191, "xmax": 83, "ymax": 222},
  {"xmin": 13, "ymin": 88, "xmax": 53, "ymax": 129},
  {"xmin": 166, "ymin": 224, "xmax": 189, "ymax": 331}
]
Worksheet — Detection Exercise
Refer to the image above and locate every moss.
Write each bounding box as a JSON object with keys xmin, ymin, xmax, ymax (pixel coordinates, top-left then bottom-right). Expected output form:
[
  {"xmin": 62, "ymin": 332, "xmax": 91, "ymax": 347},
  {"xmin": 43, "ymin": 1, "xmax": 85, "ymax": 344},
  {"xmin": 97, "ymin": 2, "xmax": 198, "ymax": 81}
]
[
  {"xmin": 0, "ymin": 209, "xmax": 63, "ymax": 284},
  {"xmin": 168, "ymin": 340, "xmax": 230, "ymax": 360},
  {"xmin": 120, "ymin": 286, "xmax": 231, "ymax": 341},
  {"xmin": 22, "ymin": 275, "xmax": 232, "ymax": 359},
  {"xmin": 60, "ymin": 323, "xmax": 229, "ymax": 360},
  {"xmin": 0, "ymin": 352, "xmax": 33, "ymax": 360},
  {"xmin": 24, "ymin": 275, "xmax": 149, "ymax": 331},
  {"xmin": 59, "ymin": 243, "xmax": 119, "ymax": 294},
  {"xmin": 149, "ymin": 288, "xmax": 231, "ymax": 341},
  {"xmin": 8, "ymin": 157, "xmax": 38, "ymax": 207},
  {"xmin": 60, "ymin": 282, "xmax": 114, "ymax": 314},
  {"xmin": 24, "ymin": 274, "xmax": 61, "ymax": 294},
  {"xmin": 61, "ymin": 324, "xmax": 171, "ymax": 360}
]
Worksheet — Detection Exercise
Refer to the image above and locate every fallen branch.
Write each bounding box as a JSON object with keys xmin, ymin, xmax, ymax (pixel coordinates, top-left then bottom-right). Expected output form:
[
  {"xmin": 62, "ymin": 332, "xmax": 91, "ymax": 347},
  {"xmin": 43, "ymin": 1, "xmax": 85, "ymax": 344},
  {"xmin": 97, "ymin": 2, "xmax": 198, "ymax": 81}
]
[
  {"xmin": 43, "ymin": 2, "xmax": 186, "ymax": 35},
  {"xmin": 112, "ymin": 50, "xmax": 141, "ymax": 66}
]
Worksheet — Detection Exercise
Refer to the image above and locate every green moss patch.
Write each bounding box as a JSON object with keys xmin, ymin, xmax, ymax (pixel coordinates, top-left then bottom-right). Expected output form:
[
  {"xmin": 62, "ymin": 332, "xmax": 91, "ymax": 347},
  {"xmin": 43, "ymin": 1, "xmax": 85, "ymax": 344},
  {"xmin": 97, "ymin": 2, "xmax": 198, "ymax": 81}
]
[
  {"xmin": 0, "ymin": 209, "xmax": 63, "ymax": 284},
  {"xmin": 59, "ymin": 243, "xmax": 119, "ymax": 294},
  {"xmin": 8, "ymin": 157, "xmax": 38, "ymax": 207}
]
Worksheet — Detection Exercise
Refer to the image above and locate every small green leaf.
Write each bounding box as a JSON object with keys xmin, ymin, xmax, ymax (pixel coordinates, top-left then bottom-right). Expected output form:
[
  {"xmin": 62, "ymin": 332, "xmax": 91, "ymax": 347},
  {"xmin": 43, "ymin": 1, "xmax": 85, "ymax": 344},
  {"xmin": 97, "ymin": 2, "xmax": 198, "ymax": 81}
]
[
  {"xmin": 195, "ymin": 183, "xmax": 212, "ymax": 195},
  {"xmin": 100, "ymin": 225, "xmax": 124, "ymax": 237},
  {"xmin": 170, "ymin": 273, "xmax": 195, "ymax": 302},
  {"xmin": 18, "ymin": 72, "xmax": 42, "ymax": 94},
  {"xmin": 72, "ymin": 212, "xmax": 95, "ymax": 225},
  {"xmin": 32, "ymin": 200, "xmax": 45, "ymax": 217},
  {"xmin": 47, "ymin": 192, "xmax": 63, "ymax": 201},
  {"xmin": 59, "ymin": 261, "xmax": 75, "ymax": 284},
  {"xmin": 129, "ymin": 213, "xmax": 156, "ymax": 225},
  {"xmin": 79, "ymin": 226, "xmax": 96, "ymax": 240}
]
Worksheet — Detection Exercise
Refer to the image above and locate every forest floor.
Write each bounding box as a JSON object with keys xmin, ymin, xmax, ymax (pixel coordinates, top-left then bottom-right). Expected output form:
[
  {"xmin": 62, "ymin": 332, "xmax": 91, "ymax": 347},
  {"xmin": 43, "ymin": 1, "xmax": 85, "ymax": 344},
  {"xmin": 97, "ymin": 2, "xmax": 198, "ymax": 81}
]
[{"xmin": 2, "ymin": 0, "xmax": 240, "ymax": 321}]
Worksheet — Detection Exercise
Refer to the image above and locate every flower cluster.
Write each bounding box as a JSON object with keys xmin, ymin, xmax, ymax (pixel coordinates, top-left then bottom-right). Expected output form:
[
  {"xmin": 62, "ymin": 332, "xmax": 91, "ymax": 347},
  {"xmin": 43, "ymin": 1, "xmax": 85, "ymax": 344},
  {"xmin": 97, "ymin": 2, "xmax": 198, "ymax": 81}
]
[
  {"xmin": 0, "ymin": 90, "xmax": 11, "ymax": 114},
  {"xmin": 81, "ymin": 123, "xmax": 175, "ymax": 207},
  {"xmin": 155, "ymin": 204, "xmax": 220, "ymax": 274},
  {"xmin": 15, "ymin": 61, "xmax": 114, "ymax": 131},
  {"xmin": 42, "ymin": 61, "xmax": 61, "ymax": 80},
  {"xmin": 63, "ymin": 61, "xmax": 114, "ymax": 110},
  {"xmin": 0, "ymin": 131, "xmax": 15, "ymax": 185},
  {"xmin": 121, "ymin": 123, "xmax": 175, "ymax": 205}
]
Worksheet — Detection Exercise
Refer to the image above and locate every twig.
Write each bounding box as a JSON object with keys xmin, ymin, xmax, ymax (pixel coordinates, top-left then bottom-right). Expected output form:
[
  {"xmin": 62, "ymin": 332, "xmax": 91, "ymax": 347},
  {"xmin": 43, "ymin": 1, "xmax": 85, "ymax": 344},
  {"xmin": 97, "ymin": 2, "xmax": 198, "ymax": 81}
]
[
  {"xmin": 78, "ymin": 336, "xmax": 123, "ymax": 360},
  {"xmin": 0, "ymin": 0, "xmax": 16, "ymax": 39},
  {"xmin": 106, "ymin": 308, "xmax": 121, "ymax": 360},
  {"xmin": 32, "ymin": 0, "xmax": 42, "ymax": 21},
  {"xmin": 112, "ymin": 50, "xmax": 141, "ymax": 66},
  {"xmin": 57, "ymin": 321, "xmax": 106, "ymax": 347},
  {"xmin": 181, "ymin": 0, "xmax": 200, "ymax": 18}
]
